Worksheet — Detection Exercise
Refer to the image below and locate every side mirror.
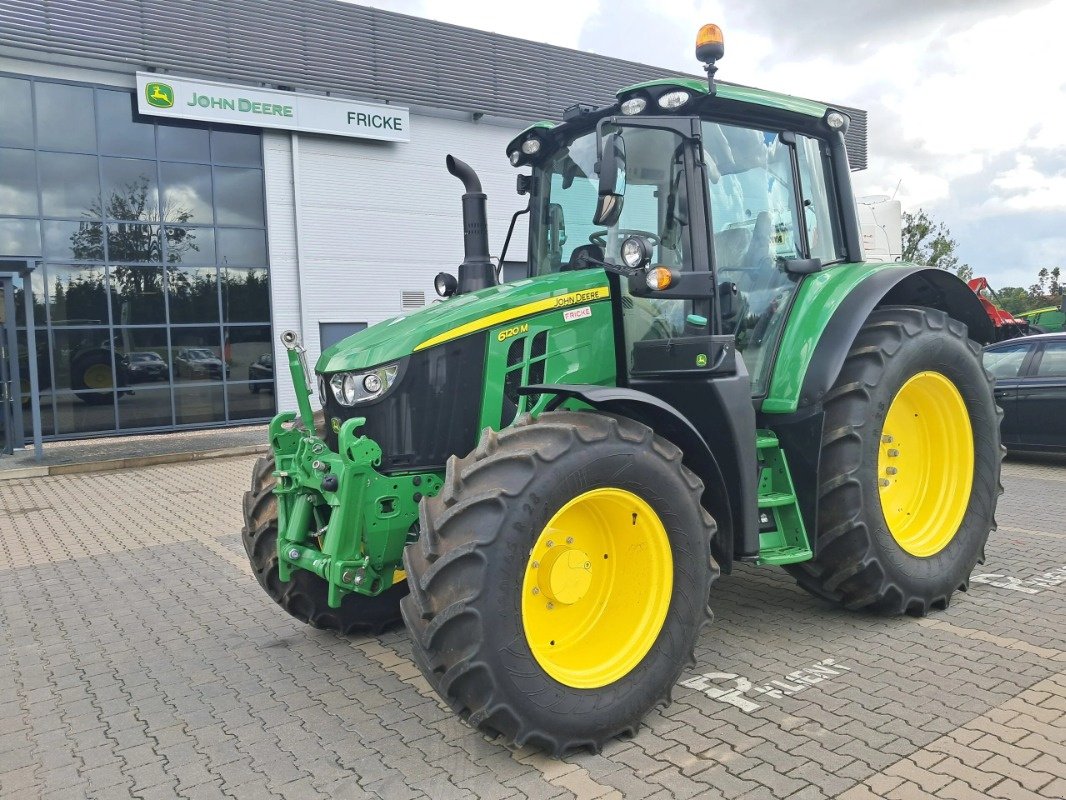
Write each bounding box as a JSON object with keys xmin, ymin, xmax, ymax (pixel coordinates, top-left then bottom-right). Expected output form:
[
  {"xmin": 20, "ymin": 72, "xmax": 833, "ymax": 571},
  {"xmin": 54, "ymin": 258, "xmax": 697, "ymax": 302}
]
[
  {"xmin": 594, "ymin": 132, "xmax": 626, "ymax": 226},
  {"xmin": 781, "ymin": 256, "xmax": 822, "ymax": 275}
]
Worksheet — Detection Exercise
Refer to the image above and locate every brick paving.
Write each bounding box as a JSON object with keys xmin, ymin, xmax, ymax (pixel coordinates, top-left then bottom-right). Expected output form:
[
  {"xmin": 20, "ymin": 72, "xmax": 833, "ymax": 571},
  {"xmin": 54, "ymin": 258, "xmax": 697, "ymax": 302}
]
[{"xmin": 0, "ymin": 454, "xmax": 1063, "ymax": 799}]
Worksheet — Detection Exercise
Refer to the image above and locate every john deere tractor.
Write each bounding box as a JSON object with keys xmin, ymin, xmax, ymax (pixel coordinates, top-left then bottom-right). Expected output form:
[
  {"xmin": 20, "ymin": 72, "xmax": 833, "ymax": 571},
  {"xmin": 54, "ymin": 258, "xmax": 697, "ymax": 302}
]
[{"xmin": 243, "ymin": 25, "xmax": 1001, "ymax": 754}]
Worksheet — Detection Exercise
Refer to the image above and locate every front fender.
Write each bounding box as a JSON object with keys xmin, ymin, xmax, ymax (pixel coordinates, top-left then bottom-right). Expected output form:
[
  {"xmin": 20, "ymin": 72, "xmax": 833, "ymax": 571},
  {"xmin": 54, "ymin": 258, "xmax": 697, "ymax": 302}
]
[
  {"xmin": 763, "ymin": 263, "xmax": 992, "ymax": 415},
  {"xmin": 521, "ymin": 383, "xmax": 749, "ymax": 572}
]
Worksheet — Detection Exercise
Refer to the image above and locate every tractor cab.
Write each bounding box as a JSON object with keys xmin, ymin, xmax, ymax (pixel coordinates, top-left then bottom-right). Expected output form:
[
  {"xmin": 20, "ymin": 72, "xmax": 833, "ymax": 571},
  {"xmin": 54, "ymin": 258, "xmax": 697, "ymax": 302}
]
[{"xmin": 509, "ymin": 71, "xmax": 858, "ymax": 400}]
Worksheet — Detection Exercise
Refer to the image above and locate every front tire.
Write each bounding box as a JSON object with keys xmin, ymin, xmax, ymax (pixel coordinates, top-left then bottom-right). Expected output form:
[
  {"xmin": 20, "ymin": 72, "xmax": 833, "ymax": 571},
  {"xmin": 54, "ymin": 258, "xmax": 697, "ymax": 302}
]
[
  {"xmin": 242, "ymin": 442, "xmax": 407, "ymax": 634},
  {"xmin": 785, "ymin": 306, "xmax": 1002, "ymax": 615},
  {"xmin": 401, "ymin": 411, "xmax": 717, "ymax": 755}
]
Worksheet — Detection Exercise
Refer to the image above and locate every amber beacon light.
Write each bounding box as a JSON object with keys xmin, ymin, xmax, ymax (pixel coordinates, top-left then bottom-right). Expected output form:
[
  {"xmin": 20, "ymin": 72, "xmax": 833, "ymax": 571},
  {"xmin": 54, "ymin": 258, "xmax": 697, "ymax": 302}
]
[{"xmin": 695, "ymin": 24, "xmax": 725, "ymax": 91}]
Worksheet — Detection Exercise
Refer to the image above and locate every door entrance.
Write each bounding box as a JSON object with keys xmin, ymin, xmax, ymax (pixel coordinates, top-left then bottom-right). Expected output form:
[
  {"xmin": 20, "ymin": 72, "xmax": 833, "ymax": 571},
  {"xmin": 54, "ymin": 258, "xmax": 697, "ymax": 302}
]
[{"xmin": 0, "ymin": 275, "xmax": 22, "ymax": 455}]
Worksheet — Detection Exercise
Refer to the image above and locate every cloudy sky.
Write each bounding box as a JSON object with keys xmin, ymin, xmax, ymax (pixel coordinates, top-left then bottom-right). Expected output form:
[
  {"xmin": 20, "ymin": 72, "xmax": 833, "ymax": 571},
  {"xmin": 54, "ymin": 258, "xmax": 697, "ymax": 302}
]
[{"xmin": 360, "ymin": 0, "xmax": 1065, "ymax": 288}]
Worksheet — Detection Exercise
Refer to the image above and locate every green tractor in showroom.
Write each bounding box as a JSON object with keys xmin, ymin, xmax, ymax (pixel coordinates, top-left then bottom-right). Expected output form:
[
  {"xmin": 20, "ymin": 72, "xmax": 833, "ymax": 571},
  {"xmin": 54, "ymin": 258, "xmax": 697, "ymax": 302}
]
[{"xmin": 243, "ymin": 25, "xmax": 1001, "ymax": 754}]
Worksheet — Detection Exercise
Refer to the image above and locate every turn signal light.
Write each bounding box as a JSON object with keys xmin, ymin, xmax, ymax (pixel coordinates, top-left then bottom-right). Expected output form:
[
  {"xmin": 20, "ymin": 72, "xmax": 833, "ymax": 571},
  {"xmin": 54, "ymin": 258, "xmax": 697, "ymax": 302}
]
[{"xmin": 645, "ymin": 267, "xmax": 675, "ymax": 291}]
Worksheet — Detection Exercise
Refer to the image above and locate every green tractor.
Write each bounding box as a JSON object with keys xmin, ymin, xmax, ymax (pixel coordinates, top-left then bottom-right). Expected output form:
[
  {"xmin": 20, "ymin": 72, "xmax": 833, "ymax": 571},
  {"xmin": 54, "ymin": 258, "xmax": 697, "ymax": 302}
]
[{"xmin": 244, "ymin": 25, "xmax": 1001, "ymax": 754}]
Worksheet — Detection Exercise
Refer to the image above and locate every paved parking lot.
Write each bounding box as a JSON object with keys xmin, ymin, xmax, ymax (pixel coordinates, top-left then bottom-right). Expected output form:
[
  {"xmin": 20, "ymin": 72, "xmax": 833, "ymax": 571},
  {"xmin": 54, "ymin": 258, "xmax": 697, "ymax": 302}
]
[{"xmin": 0, "ymin": 454, "xmax": 1063, "ymax": 800}]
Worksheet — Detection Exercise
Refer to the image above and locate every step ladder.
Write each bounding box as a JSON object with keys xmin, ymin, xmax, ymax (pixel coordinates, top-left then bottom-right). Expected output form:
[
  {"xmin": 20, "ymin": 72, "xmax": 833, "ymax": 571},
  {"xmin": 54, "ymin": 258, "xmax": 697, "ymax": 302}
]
[{"xmin": 754, "ymin": 431, "xmax": 812, "ymax": 565}]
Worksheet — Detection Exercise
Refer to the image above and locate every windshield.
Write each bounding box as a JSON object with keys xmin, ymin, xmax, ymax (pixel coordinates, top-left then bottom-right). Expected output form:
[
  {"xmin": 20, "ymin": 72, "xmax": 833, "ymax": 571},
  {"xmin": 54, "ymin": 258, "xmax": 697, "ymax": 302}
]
[{"xmin": 529, "ymin": 126, "xmax": 691, "ymax": 275}]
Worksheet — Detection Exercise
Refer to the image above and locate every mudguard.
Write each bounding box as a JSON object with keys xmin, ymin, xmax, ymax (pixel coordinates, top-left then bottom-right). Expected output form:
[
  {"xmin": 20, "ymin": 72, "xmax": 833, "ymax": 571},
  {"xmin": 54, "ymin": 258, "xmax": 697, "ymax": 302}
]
[
  {"xmin": 521, "ymin": 383, "xmax": 752, "ymax": 572},
  {"xmin": 764, "ymin": 264, "xmax": 993, "ymax": 415}
]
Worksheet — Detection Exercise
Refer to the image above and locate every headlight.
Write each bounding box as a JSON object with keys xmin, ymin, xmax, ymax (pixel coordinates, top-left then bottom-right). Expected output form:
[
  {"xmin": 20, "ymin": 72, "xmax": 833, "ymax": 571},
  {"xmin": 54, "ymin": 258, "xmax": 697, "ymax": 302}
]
[
  {"xmin": 620, "ymin": 97, "xmax": 647, "ymax": 115},
  {"xmin": 329, "ymin": 363, "xmax": 399, "ymax": 406},
  {"xmin": 620, "ymin": 235, "xmax": 651, "ymax": 269},
  {"xmin": 521, "ymin": 138, "xmax": 541, "ymax": 155},
  {"xmin": 658, "ymin": 90, "xmax": 691, "ymax": 109}
]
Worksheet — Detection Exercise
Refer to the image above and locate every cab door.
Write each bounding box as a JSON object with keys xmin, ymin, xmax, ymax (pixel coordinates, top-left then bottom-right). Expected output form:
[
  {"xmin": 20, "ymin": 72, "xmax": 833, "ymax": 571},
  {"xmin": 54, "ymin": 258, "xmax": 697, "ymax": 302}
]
[{"xmin": 1016, "ymin": 339, "xmax": 1066, "ymax": 450}]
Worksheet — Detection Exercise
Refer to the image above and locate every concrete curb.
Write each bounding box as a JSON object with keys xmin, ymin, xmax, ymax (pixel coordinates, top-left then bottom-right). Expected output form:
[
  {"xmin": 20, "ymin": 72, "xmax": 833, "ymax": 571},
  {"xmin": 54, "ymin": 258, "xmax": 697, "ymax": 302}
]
[{"xmin": 0, "ymin": 444, "xmax": 269, "ymax": 482}]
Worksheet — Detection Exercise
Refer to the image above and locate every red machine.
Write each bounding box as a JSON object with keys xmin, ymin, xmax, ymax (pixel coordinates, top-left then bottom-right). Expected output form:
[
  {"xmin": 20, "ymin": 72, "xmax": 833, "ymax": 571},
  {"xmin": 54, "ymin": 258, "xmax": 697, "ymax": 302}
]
[{"xmin": 968, "ymin": 277, "xmax": 1031, "ymax": 341}]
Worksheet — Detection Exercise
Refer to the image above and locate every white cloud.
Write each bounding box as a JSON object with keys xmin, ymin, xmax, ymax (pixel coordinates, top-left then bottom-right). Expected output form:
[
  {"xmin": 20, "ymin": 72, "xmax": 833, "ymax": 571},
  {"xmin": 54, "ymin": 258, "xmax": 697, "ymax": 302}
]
[{"xmin": 355, "ymin": 0, "xmax": 1066, "ymax": 285}]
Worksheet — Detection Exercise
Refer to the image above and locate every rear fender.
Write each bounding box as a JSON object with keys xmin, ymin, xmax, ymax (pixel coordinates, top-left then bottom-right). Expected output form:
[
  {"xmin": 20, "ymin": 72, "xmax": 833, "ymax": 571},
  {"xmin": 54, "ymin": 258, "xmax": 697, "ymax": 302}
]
[{"xmin": 764, "ymin": 264, "xmax": 993, "ymax": 415}]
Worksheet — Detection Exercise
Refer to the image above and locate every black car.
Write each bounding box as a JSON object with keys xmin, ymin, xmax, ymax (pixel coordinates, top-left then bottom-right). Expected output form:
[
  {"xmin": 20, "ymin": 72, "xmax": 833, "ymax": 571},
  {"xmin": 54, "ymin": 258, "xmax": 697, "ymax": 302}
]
[
  {"xmin": 984, "ymin": 333, "xmax": 1066, "ymax": 452},
  {"xmin": 126, "ymin": 351, "xmax": 169, "ymax": 383},
  {"xmin": 248, "ymin": 353, "xmax": 274, "ymax": 393}
]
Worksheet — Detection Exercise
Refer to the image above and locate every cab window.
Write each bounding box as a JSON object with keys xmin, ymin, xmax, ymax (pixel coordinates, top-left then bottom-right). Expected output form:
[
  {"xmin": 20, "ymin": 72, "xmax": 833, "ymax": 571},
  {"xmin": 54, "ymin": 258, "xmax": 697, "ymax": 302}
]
[
  {"xmin": 796, "ymin": 134, "xmax": 844, "ymax": 263},
  {"xmin": 702, "ymin": 121, "xmax": 803, "ymax": 394}
]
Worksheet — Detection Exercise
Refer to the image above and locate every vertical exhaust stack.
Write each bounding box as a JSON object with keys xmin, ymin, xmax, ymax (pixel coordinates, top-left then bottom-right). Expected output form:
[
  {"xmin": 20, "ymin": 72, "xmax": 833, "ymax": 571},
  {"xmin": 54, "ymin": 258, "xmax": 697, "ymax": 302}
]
[{"xmin": 446, "ymin": 155, "xmax": 498, "ymax": 294}]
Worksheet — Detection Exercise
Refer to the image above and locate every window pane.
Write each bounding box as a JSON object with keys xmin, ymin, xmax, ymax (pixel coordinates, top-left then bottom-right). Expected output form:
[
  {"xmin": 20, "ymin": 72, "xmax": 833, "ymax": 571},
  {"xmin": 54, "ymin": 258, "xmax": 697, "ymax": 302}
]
[
  {"xmin": 101, "ymin": 157, "xmax": 159, "ymax": 221},
  {"xmin": 50, "ymin": 327, "xmax": 113, "ymax": 393},
  {"xmin": 0, "ymin": 148, "xmax": 38, "ymax": 215},
  {"xmin": 15, "ymin": 326, "xmax": 50, "ymax": 398},
  {"xmin": 174, "ymin": 384, "xmax": 225, "ymax": 425},
  {"xmin": 227, "ymin": 381, "xmax": 274, "ymax": 421},
  {"xmin": 211, "ymin": 129, "xmax": 261, "ymax": 166},
  {"xmin": 0, "ymin": 218, "xmax": 41, "ymax": 256},
  {"xmin": 168, "ymin": 265, "xmax": 219, "ymax": 323},
  {"xmin": 113, "ymin": 327, "xmax": 170, "ymax": 389},
  {"xmin": 46, "ymin": 263, "xmax": 109, "ymax": 325},
  {"xmin": 1037, "ymin": 343, "xmax": 1066, "ymax": 377},
  {"xmin": 158, "ymin": 123, "xmax": 210, "ymax": 163},
  {"xmin": 109, "ymin": 264, "xmax": 166, "ymax": 325},
  {"xmin": 11, "ymin": 270, "xmax": 45, "ymax": 326},
  {"xmin": 54, "ymin": 391, "xmax": 117, "ymax": 435},
  {"xmin": 118, "ymin": 387, "xmax": 173, "ymax": 429},
  {"xmin": 797, "ymin": 135, "xmax": 843, "ymax": 262},
  {"xmin": 0, "ymin": 77, "xmax": 34, "ymax": 148},
  {"xmin": 220, "ymin": 266, "xmax": 268, "ymax": 321},
  {"xmin": 702, "ymin": 121, "xmax": 805, "ymax": 395},
  {"xmin": 96, "ymin": 89, "xmax": 155, "ymax": 158},
  {"xmin": 225, "ymin": 325, "xmax": 271, "ymax": 382},
  {"xmin": 217, "ymin": 228, "xmax": 266, "ymax": 266},
  {"xmin": 983, "ymin": 345, "xmax": 1030, "ymax": 379},
  {"xmin": 35, "ymin": 82, "xmax": 96, "ymax": 153},
  {"xmin": 43, "ymin": 220, "xmax": 104, "ymax": 260},
  {"xmin": 160, "ymin": 162, "xmax": 213, "ymax": 225},
  {"xmin": 214, "ymin": 167, "xmax": 264, "ymax": 226},
  {"xmin": 164, "ymin": 225, "xmax": 214, "ymax": 265},
  {"xmin": 39, "ymin": 152, "xmax": 101, "ymax": 217},
  {"xmin": 106, "ymin": 222, "xmax": 162, "ymax": 263},
  {"xmin": 171, "ymin": 326, "xmax": 226, "ymax": 383}
]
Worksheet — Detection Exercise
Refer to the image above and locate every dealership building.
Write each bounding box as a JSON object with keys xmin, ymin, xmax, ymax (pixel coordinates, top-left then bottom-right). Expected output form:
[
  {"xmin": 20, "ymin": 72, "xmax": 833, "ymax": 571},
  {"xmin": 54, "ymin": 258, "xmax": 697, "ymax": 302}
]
[{"xmin": 0, "ymin": 0, "xmax": 866, "ymax": 451}]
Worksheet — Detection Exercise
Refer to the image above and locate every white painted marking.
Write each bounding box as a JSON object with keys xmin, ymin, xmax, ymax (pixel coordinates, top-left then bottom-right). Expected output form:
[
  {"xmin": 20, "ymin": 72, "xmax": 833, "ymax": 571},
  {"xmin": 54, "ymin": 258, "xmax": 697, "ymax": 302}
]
[{"xmin": 680, "ymin": 658, "xmax": 852, "ymax": 714}]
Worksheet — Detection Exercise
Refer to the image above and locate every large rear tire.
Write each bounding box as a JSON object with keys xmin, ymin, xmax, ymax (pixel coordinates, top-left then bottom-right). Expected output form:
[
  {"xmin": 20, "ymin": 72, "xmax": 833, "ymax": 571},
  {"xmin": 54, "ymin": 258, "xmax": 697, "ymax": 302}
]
[
  {"xmin": 785, "ymin": 306, "xmax": 1002, "ymax": 615},
  {"xmin": 242, "ymin": 416, "xmax": 406, "ymax": 634},
  {"xmin": 401, "ymin": 411, "xmax": 717, "ymax": 755}
]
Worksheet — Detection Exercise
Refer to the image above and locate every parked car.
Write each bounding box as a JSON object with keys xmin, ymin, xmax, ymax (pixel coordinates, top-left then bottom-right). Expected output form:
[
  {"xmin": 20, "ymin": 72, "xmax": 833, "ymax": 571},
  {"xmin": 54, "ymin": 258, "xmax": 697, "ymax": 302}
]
[
  {"xmin": 175, "ymin": 347, "xmax": 228, "ymax": 380},
  {"xmin": 984, "ymin": 333, "xmax": 1066, "ymax": 452},
  {"xmin": 126, "ymin": 351, "xmax": 169, "ymax": 383},
  {"xmin": 247, "ymin": 353, "xmax": 274, "ymax": 393}
]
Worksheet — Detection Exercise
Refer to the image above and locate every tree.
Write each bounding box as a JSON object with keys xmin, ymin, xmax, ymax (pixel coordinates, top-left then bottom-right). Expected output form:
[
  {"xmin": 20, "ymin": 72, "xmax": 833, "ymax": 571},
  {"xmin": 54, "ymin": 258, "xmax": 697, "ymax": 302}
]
[
  {"xmin": 901, "ymin": 209, "xmax": 972, "ymax": 281},
  {"xmin": 1029, "ymin": 267, "xmax": 1063, "ymax": 308},
  {"xmin": 995, "ymin": 286, "xmax": 1036, "ymax": 315}
]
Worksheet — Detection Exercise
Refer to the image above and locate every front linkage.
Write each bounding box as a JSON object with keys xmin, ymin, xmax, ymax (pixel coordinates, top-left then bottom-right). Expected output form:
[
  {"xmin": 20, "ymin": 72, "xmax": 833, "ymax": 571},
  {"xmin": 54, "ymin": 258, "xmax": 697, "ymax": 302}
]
[{"xmin": 270, "ymin": 331, "xmax": 442, "ymax": 608}]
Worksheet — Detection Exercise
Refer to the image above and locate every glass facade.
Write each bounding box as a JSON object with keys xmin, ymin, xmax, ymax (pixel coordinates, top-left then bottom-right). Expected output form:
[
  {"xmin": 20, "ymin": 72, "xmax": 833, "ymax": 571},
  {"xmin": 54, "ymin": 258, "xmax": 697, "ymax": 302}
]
[{"xmin": 0, "ymin": 74, "xmax": 275, "ymax": 439}]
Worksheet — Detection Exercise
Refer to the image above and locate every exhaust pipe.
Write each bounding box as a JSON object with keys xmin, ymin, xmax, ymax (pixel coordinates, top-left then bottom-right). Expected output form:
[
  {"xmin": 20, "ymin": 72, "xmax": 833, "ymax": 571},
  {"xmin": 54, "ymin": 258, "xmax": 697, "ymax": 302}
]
[{"xmin": 446, "ymin": 155, "xmax": 497, "ymax": 294}]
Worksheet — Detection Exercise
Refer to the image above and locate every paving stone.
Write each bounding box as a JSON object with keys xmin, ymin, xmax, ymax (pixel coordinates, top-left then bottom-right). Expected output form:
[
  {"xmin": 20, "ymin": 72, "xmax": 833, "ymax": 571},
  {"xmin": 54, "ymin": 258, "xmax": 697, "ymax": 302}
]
[{"xmin": 1, "ymin": 457, "xmax": 1063, "ymax": 800}]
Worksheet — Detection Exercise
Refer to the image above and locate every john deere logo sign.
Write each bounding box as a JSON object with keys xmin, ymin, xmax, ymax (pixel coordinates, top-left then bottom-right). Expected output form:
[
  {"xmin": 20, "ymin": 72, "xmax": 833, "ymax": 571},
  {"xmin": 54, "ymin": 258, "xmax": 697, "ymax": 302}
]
[
  {"xmin": 136, "ymin": 72, "xmax": 410, "ymax": 143},
  {"xmin": 145, "ymin": 82, "xmax": 174, "ymax": 108}
]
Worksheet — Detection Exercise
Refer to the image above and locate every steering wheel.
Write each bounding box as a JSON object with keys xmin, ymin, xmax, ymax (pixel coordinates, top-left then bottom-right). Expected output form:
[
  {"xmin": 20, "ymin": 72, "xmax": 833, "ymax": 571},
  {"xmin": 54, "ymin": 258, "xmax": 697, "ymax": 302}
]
[{"xmin": 589, "ymin": 229, "xmax": 661, "ymax": 249}]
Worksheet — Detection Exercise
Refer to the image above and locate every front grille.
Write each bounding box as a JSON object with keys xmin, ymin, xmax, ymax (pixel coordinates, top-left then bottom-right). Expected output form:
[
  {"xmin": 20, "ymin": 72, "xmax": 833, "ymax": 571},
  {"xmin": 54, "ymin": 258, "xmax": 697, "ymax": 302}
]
[{"xmin": 322, "ymin": 332, "xmax": 488, "ymax": 473}]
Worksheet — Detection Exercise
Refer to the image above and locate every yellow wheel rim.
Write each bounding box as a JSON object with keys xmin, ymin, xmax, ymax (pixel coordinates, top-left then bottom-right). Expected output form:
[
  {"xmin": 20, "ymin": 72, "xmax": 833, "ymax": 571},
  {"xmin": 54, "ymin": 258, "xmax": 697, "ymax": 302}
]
[
  {"xmin": 83, "ymin": 363, "xmax": 113, "ymax": 389},
  {"xmin": 521, "ymin": 487, "xmax": 673, "ymax": 689},
  {"xmin": 877, "ymin": 371, "xmax": 974, "ymax": 557}
]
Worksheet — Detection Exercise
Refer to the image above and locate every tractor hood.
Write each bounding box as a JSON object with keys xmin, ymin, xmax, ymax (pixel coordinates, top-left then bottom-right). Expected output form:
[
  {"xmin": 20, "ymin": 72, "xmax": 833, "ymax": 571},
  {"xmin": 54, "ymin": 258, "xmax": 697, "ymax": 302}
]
[{"xmin": 316, "ymin": 269, "xmax": 612, "ymax": 374}]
